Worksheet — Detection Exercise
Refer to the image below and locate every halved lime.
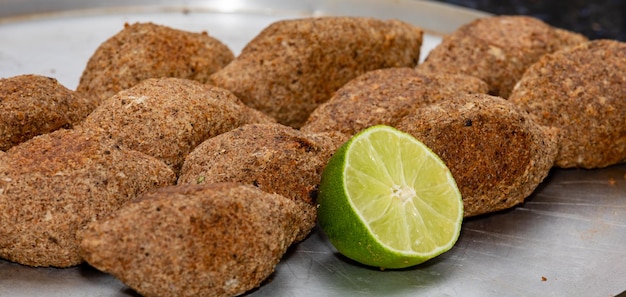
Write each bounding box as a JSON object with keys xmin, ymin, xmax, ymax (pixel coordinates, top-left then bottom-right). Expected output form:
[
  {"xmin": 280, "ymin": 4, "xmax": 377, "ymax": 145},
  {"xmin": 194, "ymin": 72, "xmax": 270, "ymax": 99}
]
[{"xmin": 317, "ymin": 125, "xmax": 463, "ymax": 269}]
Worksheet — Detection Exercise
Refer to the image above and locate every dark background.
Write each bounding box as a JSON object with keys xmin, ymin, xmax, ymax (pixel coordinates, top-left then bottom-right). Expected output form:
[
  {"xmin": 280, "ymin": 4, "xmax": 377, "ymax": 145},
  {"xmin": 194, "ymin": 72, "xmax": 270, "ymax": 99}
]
[{"xmin": 433, "ymin": 0, "xmax": 626, "ymax": 41}]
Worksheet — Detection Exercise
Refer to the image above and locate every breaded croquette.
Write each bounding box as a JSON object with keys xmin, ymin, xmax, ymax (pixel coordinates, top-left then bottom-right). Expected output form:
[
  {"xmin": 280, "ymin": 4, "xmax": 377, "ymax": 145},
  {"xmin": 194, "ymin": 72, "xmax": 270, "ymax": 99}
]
[
  {"xmin": 80, "ymin": 77, "xmax": 274, "ymax": 175},
  {"xmin": 209, "ymin": 17, "xmax": 424, "ymax": 128},
  {"xmin": 77, "ymin": 22, "xmax": 234, "ymax": 104},
  {"xmin": 0, "ymin": 129, "xmax": 176, "ymax": 267},
  {"xmin": 396, "ymin": 93, "xmax": 558, "ymax": 217},
  {"xmin": 178, "ymin": 123, "xmax": 335, "ymax": 240},
  {"xmin": 301, "ymin": 68, "xmax": 488, "ymax": 138},
  {"xmin": 418, "ymin": 15, "xmax": 588, "ymax": 98},
  {"xmin": 0, "ymin": 74, "xmax": 96, "ymax": 151},
  {"xmin": 509, "ymin": 39, "xmax": 626, "ymax": 168},
  {"xmin": 79, "ymin": 183, "xmax": 303, "ymax": 297}
]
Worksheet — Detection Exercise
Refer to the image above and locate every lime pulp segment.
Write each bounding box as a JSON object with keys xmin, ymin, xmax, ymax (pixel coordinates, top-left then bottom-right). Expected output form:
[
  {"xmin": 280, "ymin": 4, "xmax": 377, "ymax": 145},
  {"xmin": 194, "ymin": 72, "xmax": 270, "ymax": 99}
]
[{"xmin": 343, "ymin": 126, "xmax": 463, "ymax": 256}]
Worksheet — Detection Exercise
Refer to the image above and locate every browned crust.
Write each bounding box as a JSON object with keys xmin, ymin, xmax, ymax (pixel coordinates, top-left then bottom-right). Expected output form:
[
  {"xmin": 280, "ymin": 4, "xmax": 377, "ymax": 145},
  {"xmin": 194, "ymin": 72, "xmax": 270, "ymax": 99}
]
[
  {"xmin": 418, "ymin": 15, "xmax": 588, "ymax": 98},
  {"xmin": 80, "ymin": 77, "xmax": 273, "ymax": 175},
  {"xmin": 209, "ymin": 17, "xmax": 424, "ymax": 128},
  {"xmin": 301, "ymin": 67, "xmax": 488, "ymax": 137},
  {"xmin": 509, "ymin": 39, "xmax": 626, "ymax": 168},
  {"xmin": 0, "ymin": 129, "xmax": 176, "ymax": 267},
  {"xmin": 77, "ymin": 22, "xmax": 234, "ymax": 104},
  {"xmin": 79, "ymin": 183, "xmax": 301, "ymax": 297},
  {"xmin": 0, "ymin": 74, "xmax": 97, "ymax": 151},
  {"xmin": 396, "ymin": 93, "xmax": 558, "ymax": 217},
  {"xmin": 178, "ymin": 123, "xmax": 335, "ymax": 240}
]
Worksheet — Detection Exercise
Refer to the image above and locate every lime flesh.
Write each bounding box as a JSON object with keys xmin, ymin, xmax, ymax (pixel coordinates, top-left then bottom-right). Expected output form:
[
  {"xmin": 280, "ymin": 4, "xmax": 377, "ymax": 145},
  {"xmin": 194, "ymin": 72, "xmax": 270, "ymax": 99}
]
[{"xmin": 317, "ymin": 125, "xmax": 463, "ymax": 269}]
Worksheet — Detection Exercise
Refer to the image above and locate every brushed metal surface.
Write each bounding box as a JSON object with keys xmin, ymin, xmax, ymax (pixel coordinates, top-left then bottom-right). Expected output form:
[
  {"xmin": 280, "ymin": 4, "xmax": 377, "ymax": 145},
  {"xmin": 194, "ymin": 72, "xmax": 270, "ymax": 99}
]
[{"xmin": 0, "ymin": 1, "xmax": 624, "ymax": 296}]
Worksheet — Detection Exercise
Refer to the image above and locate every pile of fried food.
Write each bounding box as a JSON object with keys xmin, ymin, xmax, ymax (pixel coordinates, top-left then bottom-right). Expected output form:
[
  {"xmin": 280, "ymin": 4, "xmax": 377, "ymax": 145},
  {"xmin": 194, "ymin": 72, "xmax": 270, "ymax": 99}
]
[{"xmin": 0, "ymin": 13, "xmax": 624, "ymax": 297}]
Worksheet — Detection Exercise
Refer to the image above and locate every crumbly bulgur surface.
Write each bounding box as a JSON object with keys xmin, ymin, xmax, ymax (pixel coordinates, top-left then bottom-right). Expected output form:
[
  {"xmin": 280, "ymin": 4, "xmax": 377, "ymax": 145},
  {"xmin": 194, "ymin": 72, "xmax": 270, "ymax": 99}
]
[
  {"xmin": 80, "ymin": 77, "xmax": 273, "ymax": 175},
  {"xmin": 302, "ymin": 130, "xmax": 351, "ymax": 164},
  {"xmin": 396, "ymin": 93, "xmax": 558, "ymax": 217},
  {"xmin": 79, "ymin": 183, "xmax": 301, "ymax": 297},
  {"xmin": 209, "ymin": 16, "xmax": 424, "ymax": 128},
  {"xmin": 418, "ymin": 15, "xmax": 588, "ymax": 98},
  {"xmin": 0, "ymin": 129, "xmax": 176, "ymax": 267},
  {"xmin": 509, "ymin": 39, "xmax": 626, "ymax": 168},
  {"xmin": 301, "ymin": 67, "xmax": 488, "ymax": 137},
  {"xmin": 178, "ymin": 123, "xmax": 335, "ymax": 240},
  {"xmin": 553, "ymin": 27, "xmax": 589, "ymax": 46},
  {"xmin": 76, "ymin": 22, "xmax": 234, "ymax": 104},
  {"xmin": 0, "ymin": 74, "xmax": 97, "ymax": 151}
]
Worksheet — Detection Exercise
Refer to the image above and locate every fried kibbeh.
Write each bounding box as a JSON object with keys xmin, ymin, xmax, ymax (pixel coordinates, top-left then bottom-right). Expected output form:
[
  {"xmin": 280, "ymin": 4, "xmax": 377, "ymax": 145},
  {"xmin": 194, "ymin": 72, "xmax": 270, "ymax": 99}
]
[
  {"xmin": 80, "ymin": 183, "xmax": 302, "ymax": 297},
  {"xmin": 0, "ymin": 129, "xmax": 176, "ymax": 267},
  {"xmin": 418, "ymin": 15, "xmax": 588, "ymax": 98},
  {"xmin": 509, "ymin": 39, "xmax": 626, "ymax": 168},
  {"xmin": 303, "ymin": 130, "xmax": 351, "ymax": 163},
  {"xmin": 80, "ymin": 77, "xmax": 273, "ymax": 174},
  {"xmin": 0, "ymin": 74, "xmax": 97, "ymax": 151},
  {"xmin": 77, "ymin": 22, "xmax": 234, "ymax": 104},
  {"xmin": 178, "ymin": 123, "xmax": 335, "ymax": 240},
  {"xmin": 396, "ymin": 93, "xmax": 558, "ymax": 217},
  {"xmin": 209, "ymin": 16, "xmax": 424, "ymax": 128},
  {"xmin": 301, "ymin": 67, "xmax": 488, "ymax": 138}
]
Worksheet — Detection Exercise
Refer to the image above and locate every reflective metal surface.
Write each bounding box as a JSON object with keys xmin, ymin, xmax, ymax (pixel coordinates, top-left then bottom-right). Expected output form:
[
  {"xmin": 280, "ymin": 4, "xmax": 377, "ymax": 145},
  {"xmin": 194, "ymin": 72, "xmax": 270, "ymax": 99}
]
[{"xmin": 0, "ymin": 1, "xmax": 624, "ymax": 296}]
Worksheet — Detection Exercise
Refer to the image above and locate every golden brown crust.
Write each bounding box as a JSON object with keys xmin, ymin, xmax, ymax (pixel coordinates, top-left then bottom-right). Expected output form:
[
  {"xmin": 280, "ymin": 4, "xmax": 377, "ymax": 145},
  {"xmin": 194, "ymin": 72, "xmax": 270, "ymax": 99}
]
[
  {"xmin": 552, "ymin": 27, "xmax": 590, "ymax": 47},
  {"xmin": 80, "ymin": 77, "xmax": 273, "ymax": 175},
  {"xmin": 178, "ymin": 123, "xmax": 335, "ymax": 240},
  {"xmin": 301, "ymin": 67, "xmax": 488, "ymax": 137},
  {"xmin": 0, "ymin": 74, "xmax": 97, "ymax": 151},
  {"xmin": 77, "ymin": 22, "xmax": 234, "ymax": 104},
  {"xmin": 418, "ymin": 15, "xmax": 588, "ymax": 98},
  {"xmin": 0, "ymin": 129, "xmax": 176, "ymax": 267},
  {"xmin": 302, "ymin": 130, "xmax": 351, "ymax": 164},
  {"xmin": 509, "ymin": 39, "xmax": 626, "ymax": 168},
  {"xmin": 395, "ymin": 93, "xmax": 558, "ymax": 217},
  {"xmin": 209, "ymin": 17, "xmax": 423, "ymax": 128},
  {"xmin": 79, "ymin": 183, "xmax": 301, "ymax": 297}
]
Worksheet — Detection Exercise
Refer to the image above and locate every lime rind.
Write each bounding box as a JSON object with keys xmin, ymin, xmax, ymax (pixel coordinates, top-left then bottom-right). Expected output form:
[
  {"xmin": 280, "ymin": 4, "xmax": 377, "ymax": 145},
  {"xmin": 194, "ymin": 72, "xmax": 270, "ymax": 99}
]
[{"xmin": 318, "ymin": 125, "xmax": 463, "ymax": 269}]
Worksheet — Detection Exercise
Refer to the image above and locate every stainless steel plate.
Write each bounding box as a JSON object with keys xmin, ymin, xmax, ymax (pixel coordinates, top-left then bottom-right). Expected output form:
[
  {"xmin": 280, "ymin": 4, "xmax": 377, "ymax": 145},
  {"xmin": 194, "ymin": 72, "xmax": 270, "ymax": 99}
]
[{"xmin": 0, "ymin": 1, "xmax": 625, "ymax": 296}]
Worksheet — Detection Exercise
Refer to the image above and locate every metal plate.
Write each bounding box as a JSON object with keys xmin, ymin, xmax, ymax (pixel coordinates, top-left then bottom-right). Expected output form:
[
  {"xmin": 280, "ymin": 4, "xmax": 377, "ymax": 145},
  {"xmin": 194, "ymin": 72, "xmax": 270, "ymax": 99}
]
[{"xmin": 0, "ymin": 1, "xmax": 625, "ymax": 296}]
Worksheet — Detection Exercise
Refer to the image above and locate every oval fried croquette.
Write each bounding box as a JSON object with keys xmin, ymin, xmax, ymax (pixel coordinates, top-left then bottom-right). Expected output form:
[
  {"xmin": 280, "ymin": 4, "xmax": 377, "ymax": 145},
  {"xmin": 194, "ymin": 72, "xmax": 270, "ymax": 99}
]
[
  {"xmin": 79, "ymin": 183, "xmax": 303, "ymax": 297},
  {"xmin": 77, "ymin": 22, "xmax": 234, "ymax": 104},
  {"xmin": 0, "ymin": 74, "xmax": 97, "ymax": 151},
  {"xmin": 209, "ymin": 16, "xmax": 424, "ymax": 128},
  {"xmin": 396, "ymin": 93, "xmax": 559, "ymax": 217},
  {"xmin": 178, "ymin": 123, "xmax": 335, "ymax": 240},
  {"xmin": 301, "ymin": 67, "xmax": 488, "ymax": 138},
  {"xmin": 418, "ymin": 15, "xmax": 588, "ymax": 98},
  {"xmin": 509, "ymin": 39, "xmax": 626, "ymax": 168},
  {"xmin": 80, "ymin": 77, "xmax": 274, "ymax": 175},
  {"xmin": 0, "ymin": 129, "xmax": 176, "ymax": 267}
]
